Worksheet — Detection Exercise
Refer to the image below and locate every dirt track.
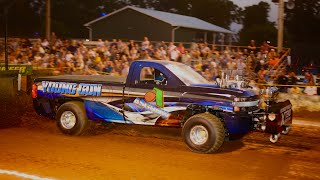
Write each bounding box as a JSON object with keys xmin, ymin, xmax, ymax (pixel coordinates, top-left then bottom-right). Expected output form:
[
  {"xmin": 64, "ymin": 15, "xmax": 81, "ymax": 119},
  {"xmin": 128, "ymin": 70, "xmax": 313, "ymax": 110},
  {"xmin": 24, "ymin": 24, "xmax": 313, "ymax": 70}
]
[{"xmin": 0, "ymin": 111, "xmax": 320, "ymax": 180}]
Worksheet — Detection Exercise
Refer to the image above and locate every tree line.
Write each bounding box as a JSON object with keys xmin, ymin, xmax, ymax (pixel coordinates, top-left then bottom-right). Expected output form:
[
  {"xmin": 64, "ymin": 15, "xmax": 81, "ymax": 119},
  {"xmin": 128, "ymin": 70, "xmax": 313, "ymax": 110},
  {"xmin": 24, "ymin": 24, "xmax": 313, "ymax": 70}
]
[{"xmin": 1, "ymin": 0, "xmax": 319, "ymax": 64}]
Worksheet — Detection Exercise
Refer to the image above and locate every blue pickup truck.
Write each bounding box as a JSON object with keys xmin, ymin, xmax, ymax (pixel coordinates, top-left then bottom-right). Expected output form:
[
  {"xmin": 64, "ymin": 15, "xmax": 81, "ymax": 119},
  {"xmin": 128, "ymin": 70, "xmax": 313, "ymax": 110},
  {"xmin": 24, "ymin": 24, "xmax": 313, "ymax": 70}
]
[{"xmin": 32, "ymin": 60, "xmax": 292, "ymax": 153}]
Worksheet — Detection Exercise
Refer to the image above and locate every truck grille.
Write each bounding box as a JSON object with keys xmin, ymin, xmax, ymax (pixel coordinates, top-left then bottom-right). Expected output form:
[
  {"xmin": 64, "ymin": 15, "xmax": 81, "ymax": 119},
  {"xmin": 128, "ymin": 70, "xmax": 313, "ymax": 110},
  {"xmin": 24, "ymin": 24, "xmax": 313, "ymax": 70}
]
[{"xmin": 241, "ymin": 105, "xmax": 260, "ymax": 112}]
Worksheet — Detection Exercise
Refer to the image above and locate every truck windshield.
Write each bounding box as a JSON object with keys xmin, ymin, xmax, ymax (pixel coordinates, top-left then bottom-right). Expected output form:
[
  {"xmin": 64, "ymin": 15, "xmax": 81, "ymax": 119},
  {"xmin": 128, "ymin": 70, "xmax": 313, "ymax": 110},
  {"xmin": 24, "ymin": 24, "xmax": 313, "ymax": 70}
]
[{"xmin": 165, "ymin": 63, "xmax": 209, "ymax": 85}]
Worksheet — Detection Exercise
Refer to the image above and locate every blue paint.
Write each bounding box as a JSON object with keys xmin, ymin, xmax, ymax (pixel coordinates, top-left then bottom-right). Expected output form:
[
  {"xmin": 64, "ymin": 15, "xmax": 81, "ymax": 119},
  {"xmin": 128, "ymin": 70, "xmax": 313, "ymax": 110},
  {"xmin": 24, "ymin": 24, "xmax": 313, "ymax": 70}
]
[
  {"xmin": 191, "ymin": 84, "xmax": 220, "ymax": 88},
  {"xmin": 126, "ymin": 103, "xmax": 147, "ymax": 112},
  {"xmin": 221, "ymin": 112, "xmax": 252, "ymax": 134},
  {"xmin": 37, "ymin": 90, "xmax": 63, "ymax": 99},
  {"xmin": 84, "ymin": 100, "xmax": 124, "ymax": 122},
  {"xmin": 180, "ymin": 98, "xmax": 234, "ymax": 112},
  {"xmin": 42, "ymin": 81, "xmax": 77, "ymax": 95},
  {"xmin": 41, "ymin": 81, "xmax": 102, "ymax": 96},
  {"xmin": 78, "ymin": 83, "xmax": 102, "ymax": 96},
  {"xmin": 191, "ymin": 83, "xmax": 256, "ymax": 97}
]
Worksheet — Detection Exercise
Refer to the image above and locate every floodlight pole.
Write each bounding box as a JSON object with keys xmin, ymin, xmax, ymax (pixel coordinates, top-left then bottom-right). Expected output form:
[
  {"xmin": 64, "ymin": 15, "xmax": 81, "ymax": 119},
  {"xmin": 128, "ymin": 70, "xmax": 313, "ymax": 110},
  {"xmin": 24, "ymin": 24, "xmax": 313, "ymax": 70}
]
[
  {"xmin": 4, "ymin": 7, "xmax": 8, "ymax": 70},
  {"xmin": 277, "ymin": 0, "xmax": 284, "ymax": 53},
  {"xmin": 45, "ymin": 0, "xmax": 51, "ymax": 40}
]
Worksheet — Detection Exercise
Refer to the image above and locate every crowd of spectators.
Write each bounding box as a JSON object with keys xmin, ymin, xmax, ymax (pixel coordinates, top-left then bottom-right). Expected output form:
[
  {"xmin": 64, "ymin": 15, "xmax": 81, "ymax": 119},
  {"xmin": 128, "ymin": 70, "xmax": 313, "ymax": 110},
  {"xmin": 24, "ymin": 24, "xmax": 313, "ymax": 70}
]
[{"xmin": 0, "ymin": 35, "xmax": 319, "ymax": 95}]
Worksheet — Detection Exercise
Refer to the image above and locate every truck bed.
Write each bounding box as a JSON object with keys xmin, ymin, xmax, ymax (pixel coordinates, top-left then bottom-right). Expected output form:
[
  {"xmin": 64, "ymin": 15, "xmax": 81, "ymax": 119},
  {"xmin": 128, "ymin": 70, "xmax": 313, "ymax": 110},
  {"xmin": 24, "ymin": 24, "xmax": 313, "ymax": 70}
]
[{"xmin": 35, "ymin": 75, "xmax": 126, "ymax": 85}]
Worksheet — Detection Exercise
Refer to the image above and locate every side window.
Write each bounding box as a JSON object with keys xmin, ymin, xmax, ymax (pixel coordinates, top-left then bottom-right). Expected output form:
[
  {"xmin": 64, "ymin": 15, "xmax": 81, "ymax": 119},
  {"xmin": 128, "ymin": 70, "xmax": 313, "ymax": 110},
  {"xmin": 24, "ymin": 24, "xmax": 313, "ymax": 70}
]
[
  {"xmin": 140, "ymin": 67, "xmax": 154, "ymax": 82},
  {"xmin": 139, "ymin": 67, "xmax": 168, "ymax": 85}
]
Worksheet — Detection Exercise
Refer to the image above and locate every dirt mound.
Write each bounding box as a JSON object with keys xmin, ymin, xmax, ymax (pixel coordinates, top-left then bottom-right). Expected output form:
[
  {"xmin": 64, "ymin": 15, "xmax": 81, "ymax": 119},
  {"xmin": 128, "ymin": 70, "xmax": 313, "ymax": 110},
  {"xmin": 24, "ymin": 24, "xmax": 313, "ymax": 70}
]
[
  {"xmin": 279, "ymin": 93, "xmax": 320, "ymax": 112},
  {"xmin": 278, "ymin": 93, "xmax": 320, "ymax": 121}
]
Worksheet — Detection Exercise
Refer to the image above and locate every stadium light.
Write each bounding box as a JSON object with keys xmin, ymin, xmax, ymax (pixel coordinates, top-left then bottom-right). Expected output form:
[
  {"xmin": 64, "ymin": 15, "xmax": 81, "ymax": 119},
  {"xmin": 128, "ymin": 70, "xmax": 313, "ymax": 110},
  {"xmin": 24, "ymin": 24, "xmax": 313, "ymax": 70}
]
[{"xmin": 277, "ymin": 0, "xmax": 284, "ymax": 53}]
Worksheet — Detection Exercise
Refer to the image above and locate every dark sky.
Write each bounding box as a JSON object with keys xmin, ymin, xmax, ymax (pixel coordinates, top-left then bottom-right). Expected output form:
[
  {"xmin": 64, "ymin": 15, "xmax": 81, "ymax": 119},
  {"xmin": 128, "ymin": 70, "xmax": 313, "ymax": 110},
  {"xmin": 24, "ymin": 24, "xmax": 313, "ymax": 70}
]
[{"xmin": 230, "ymin": 0, "xmax": 278, "ymax": 32}]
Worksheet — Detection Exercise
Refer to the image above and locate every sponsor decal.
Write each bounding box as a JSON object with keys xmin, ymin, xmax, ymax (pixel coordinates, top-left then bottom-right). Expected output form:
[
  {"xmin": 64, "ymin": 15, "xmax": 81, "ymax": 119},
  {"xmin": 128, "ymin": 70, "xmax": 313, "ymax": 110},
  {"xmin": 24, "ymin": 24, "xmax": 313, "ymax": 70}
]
[
  {"xmin": 134, "ymin": 88, "xmax": 170, "ymax": 119},
  {"xmin": 42, "ymin": 81, "xmax": 102, "ymax": 96},
  {"xmin": 280, "ymin": 104, "xmax": 292, "ymax": 113},
  {"xmin": 280, "ymin": 104, "xmax": 292, "ymax": 125},
  {"xmin": 144, "ymin": 87, "xmax": 164, "ymax": 108},
  {"xmin": 133, "ymin": 98, "xmax": 170, "ymax": 119},
  {"xmin": 0, "ymin": 65, "xmax": 32, "ymax": 75}
]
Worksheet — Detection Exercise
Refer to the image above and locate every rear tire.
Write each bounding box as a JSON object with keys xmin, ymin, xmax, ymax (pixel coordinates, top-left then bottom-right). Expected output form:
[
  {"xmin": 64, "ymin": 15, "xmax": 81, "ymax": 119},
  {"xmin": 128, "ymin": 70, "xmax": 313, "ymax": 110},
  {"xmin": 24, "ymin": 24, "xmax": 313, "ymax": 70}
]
[
  {"xmin": 182, "ymin": 113, "xmax": 225, "ymax": 153},
  {"xmin": 56, "ymin": 101, "xmax": 93, "ymax": 135}
]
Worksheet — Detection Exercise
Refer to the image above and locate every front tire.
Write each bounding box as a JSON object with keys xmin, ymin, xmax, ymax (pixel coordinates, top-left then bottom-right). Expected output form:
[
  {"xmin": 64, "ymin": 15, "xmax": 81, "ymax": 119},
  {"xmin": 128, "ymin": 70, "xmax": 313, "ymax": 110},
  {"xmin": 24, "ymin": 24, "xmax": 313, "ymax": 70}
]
[
  {"xmin": 56, "ymin": 101, "xmax": 92, "ymax": 135},
  {"xmin": 182, "ymin": 113, "xmax": 225, "ymax": 153}
]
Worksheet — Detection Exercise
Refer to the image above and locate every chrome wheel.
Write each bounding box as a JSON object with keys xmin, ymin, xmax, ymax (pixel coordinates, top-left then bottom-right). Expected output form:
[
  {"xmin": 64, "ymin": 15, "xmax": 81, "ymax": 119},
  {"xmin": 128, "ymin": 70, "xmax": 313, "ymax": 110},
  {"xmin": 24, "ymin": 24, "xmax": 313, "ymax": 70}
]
[
  {"xmin": 190, "ymin": 125, "xmax": 209, "ymax": 145},
  {"xmin": 60, "ymin": 111, "xmax": 76, "ymax": 129}
]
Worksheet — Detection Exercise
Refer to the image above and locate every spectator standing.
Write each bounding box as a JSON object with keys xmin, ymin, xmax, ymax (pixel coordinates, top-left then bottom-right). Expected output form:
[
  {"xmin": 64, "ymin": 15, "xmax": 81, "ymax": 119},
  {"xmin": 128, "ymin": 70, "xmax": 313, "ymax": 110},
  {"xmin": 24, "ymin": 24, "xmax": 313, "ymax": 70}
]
[
  {"xmin": 141, "ymin": 37, "xmax": 150, "ymax": 51},
  {"xmin": 41, "ymin": 39, "xmax": 50, "ymax": 50},
  {"xmin": 128, "ymin": 40, "xmax": 135, "ymax": 50},
  {"xmin": 200, "ymin": 43, "xmax": 210, "ymax": 58},
  {"xmin": 65, "ymin": 51, "xmax": 74, "ymax": 62},
  {"xmin": 268, "ymin": 54, "xmax": 280, "ymax": 67},
  {"xmin": 202, "ymin": 68, "xmax": 212, "ymax": 81},
  {"xmin": 167, "ymin": 42, "xmax": 176, "ymax": 53},
  {"xmin": 276, "ymin": 71, "xmax": 288, "ymax": 92},
  {"xmin": 121, "ymin": 63, "xmax": 130, "ymax": 76},
  {"xmin": 37, "ymin": 44, "xmax": 45, "ymax": 55},
  {"xmin": 177, "ymin": 43, "xmax": 186, "ymax": 55},
  {"xmin": 159, "ymin": 46, "xmax": 167, "ymax": 60},
  {"xmin": 160, "ymin": 41, "xmax": 168, "ymax": 50},
  {"xmin": 257, "ymin": 67, "xmax": 267, "ymax": 84},
  {"xmin": 287, "ymin": 72, "xmax": 298, "ymax": 85},
  {"xmin": 129, "ymin": 47, "xmax": 139, "ymax": 60},
  {"xmin": 248, "ymin": 40, "xmax": 257, "ymax": 54},
  {"xmin": 67, "ymin": 40, "xmax": 78, "ymax": 53},
  {"xmin": 110, "ymin": 39, "xmax": 118, "ymax": 48},
  {"xmin": 97, "ymin": 39, "xmax": 105, "ymax": 47},
  {"xmin": 287, "ymin": 72, "xmax": 300, "ymax": 94},
  {"xmin": 170, "ymin": 46, "xmax": 180, "ymax": 61},
  {"xmin": 303, "ymin": 72, "xmax": 317, "ymax": 95},
  {"xmin": 54, "ymin": 38, "xmax": 63, "ymax": 48},
  {"xmin": 226, "ymin": 58, "xmax": 237, "ymax": 76},
  {"xmin": 304, "ymin": 72, "xmax": 315, "ymax": 86},
  {"xmin": 50, "ymin": 32, "xmax": 57, "ymax": 46},
  {"xmin": 153, "ymin": 48, "xmax": 162, "ymax": 60},
  {"xmin": 181, "ymin": 50, "xmax": 191, "ymax": 64},
  {"xmin": 237, "ymin": 59, "xmax": 246, "ymax": 76},
  {"xmin": 260, "ymin": 41, "xmax": 271, "ymax": 53}
]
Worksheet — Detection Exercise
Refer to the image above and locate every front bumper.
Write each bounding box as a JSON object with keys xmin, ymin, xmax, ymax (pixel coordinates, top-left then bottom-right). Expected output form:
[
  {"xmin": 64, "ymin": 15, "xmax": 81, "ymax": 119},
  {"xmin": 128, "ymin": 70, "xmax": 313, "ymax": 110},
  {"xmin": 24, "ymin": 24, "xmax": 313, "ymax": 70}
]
[
  {"xmin": 220, "ymin": 112, "xmax": 252, "ymax": 135},
  {"xmin": 221, "ymin": 99, "xmax": 293, "ymax": 139}
]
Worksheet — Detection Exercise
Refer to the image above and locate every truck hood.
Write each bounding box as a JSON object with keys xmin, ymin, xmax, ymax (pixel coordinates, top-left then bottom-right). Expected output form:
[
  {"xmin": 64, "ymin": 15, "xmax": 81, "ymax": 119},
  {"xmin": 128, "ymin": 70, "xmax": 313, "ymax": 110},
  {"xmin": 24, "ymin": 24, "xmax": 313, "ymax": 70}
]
[{"xmin": 183, "ymin": 84, "xmax": 257, "ymax": 101}]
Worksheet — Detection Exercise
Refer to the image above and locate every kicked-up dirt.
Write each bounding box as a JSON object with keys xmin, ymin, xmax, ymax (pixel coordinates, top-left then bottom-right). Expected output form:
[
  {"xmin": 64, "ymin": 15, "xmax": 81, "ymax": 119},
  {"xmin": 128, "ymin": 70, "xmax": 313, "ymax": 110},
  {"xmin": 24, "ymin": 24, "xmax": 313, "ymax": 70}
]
[{"xmin": 0, "ymin": 108, "xmax": 319, "ymax": 180}]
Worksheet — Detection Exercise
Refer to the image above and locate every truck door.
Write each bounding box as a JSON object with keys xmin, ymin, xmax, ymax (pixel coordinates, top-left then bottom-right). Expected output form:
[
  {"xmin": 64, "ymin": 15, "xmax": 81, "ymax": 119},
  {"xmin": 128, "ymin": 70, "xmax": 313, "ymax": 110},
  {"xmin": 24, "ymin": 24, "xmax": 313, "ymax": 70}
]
[{"xmin": 123, "ymin": 65, "xmax": 183, "ymax": 126}]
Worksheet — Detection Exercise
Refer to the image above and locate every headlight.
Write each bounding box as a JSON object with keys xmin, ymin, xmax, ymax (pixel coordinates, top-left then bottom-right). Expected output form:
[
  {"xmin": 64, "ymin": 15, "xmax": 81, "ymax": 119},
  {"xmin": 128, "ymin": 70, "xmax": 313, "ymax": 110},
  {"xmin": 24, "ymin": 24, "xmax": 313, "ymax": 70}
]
[
  {"xmin": 233, "ymin": 97, "xmax": 247, "ymax": 102},
  {"xmin": 268, "ymin": 113, "xmax": 276, "ymax": 121},
  {"xmin": 234, "ymin": 106, "xmax": 240, "ymax": 112}
]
